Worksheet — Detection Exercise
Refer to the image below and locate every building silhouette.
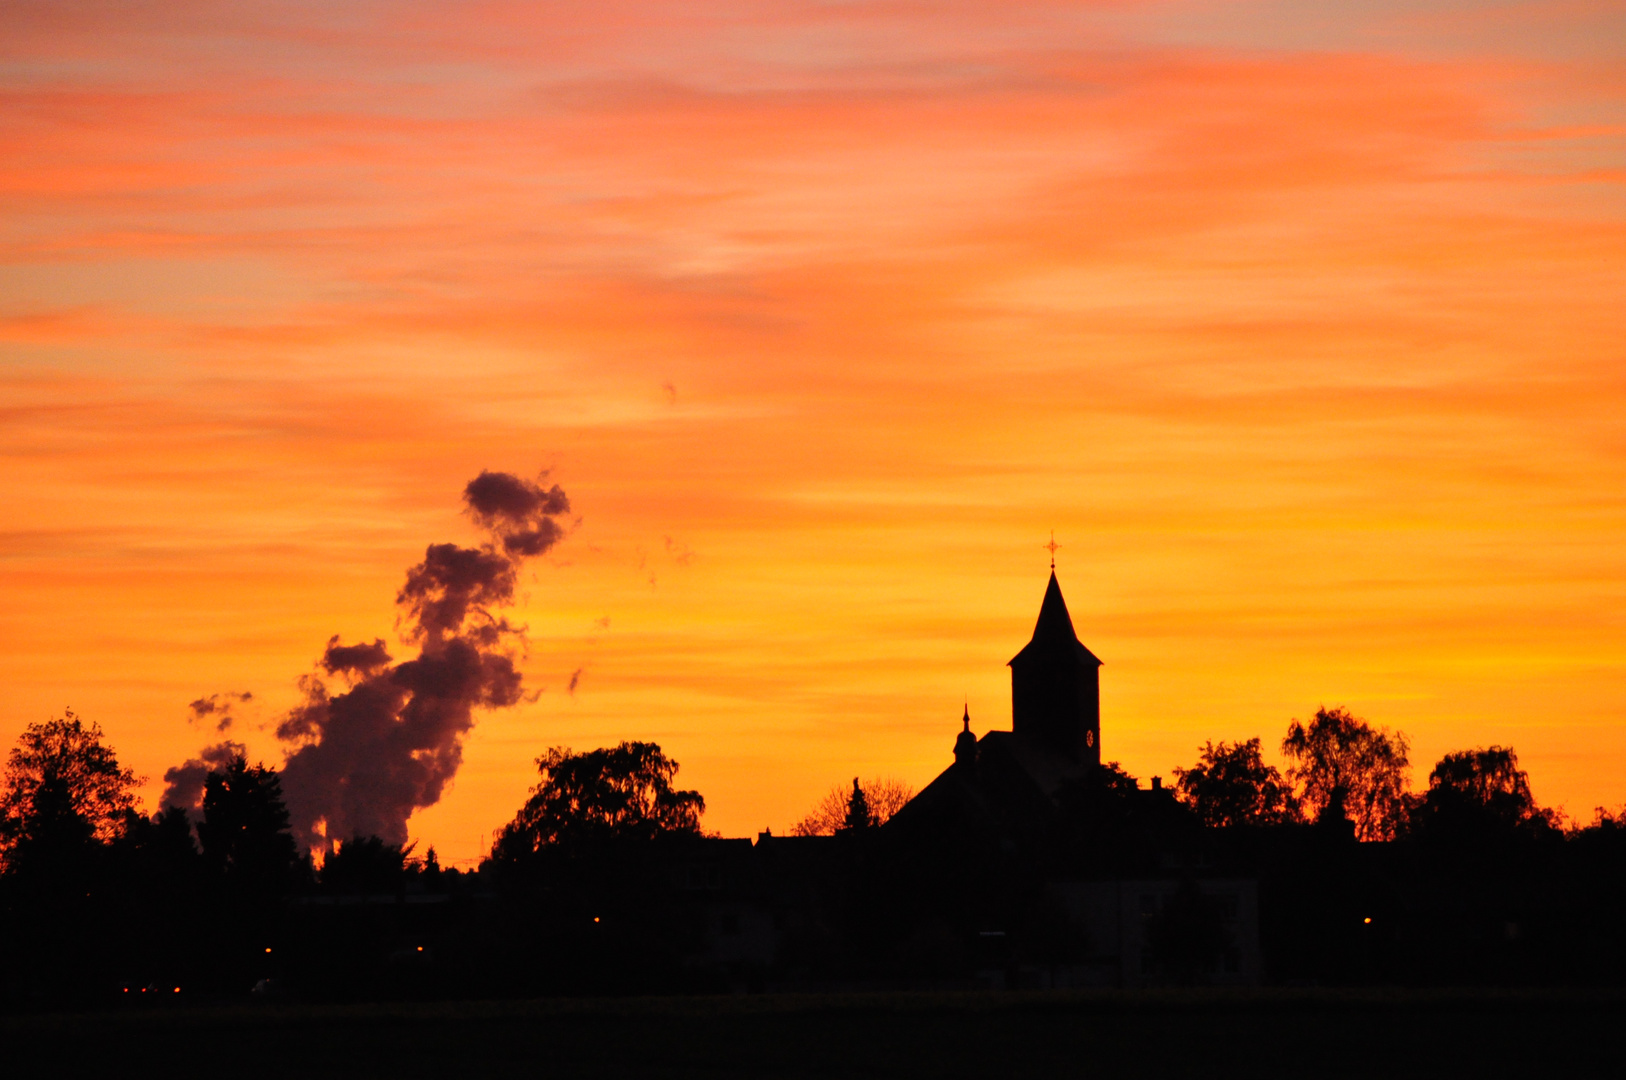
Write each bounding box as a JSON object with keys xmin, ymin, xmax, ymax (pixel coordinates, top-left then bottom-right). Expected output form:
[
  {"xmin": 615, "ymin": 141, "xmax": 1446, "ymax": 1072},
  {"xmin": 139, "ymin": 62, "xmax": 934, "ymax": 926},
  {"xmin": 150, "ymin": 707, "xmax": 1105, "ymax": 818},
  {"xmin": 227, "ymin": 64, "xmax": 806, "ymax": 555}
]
[
  {"xmin": 1011, "ymin": 571, "xmax": 1102, "ymax": 766},
  {"xmin": 884, "ymin": 569, "xmax": 1261, "ymax": 987},
  {"xmin": 683, "ymin": 570, "xmax": 1264, "ymax": 988},
  {"xmin": 900, "ymin": 571, "xmax": 1104, "ymax": 834}
]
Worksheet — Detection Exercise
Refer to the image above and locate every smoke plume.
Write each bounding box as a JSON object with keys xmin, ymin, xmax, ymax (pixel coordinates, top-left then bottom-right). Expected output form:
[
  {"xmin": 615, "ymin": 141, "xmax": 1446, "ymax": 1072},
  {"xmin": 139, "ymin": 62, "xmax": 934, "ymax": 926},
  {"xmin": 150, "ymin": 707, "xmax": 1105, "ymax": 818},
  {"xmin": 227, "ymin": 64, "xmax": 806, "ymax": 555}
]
[
  {"xmin": 270, "ymin": 471, "xmax": 569, "ymax": 852},
  {"xmin": 167, "ymin": 470, "xmax": 570, "ymax": 854},
  {"xmin": 188, "ymin": 691, "xmax": 252, "ymax": 731},
  {"xmin": 161, "ymin": 740, "xmax": 248, "ymax": 815}
]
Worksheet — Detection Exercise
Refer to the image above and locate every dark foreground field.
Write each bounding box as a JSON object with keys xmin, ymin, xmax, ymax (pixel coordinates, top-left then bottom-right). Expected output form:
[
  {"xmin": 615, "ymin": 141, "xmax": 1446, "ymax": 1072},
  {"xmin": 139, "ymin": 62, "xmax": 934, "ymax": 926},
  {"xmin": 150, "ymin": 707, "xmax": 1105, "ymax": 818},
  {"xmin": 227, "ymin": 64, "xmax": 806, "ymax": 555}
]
[{"xmin": 5, "ymin": 989, "xmax": 1622, "ymax": 1078}]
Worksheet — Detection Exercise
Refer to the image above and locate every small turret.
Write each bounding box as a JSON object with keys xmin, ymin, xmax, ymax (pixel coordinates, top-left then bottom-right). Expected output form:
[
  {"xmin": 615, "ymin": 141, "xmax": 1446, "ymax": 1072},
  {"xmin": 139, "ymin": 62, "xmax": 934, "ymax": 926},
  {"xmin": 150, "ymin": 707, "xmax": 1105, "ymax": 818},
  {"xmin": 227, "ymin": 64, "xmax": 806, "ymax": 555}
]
[{"xmin": 954, "ymin": 703, "xmax": 977, "ymax": 768}]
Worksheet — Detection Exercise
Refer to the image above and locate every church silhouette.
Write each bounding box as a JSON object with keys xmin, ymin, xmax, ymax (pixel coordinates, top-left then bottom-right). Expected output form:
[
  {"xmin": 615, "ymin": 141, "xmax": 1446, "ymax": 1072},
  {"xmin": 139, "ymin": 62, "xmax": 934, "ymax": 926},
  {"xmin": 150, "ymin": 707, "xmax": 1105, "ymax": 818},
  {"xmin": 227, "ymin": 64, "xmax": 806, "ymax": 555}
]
[
  {"xmin": 900, "ymin": 570, "xmax": 1107, "ymax": 833},
  {"xmin": 679, "ymin": 569, "xmax": 1265, "ymax": 989},
  {"xmin": 884, "ymin": 570, "xmax": 1260, "ymax": 987}
]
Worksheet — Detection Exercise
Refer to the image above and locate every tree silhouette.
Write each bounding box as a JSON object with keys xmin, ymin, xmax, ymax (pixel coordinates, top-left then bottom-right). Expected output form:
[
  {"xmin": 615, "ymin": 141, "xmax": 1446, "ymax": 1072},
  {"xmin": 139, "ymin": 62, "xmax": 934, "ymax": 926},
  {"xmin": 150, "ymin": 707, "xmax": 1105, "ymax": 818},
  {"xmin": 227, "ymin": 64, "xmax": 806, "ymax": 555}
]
[
  {"xmin": 320, "ymin": 834, "xmax": 416, "ymax": 893},
  {"xmin": 1173, "ymin": 738, "xmax": 1300, "ymax": 828},
  {"xmin": 197, "ymin": 755, "xmax": 300, "ymax": 889},
  {"xmin": 120, "ymin": 805, "xmax": 200, "ymax": 872},
  {"xmin": 491, "ymin": 742, "xmax": 704, "ymax": 859},
  {"xmin": 1282, "ymin": 707, "xmax": 1409, "ymax": 841},
  {"xmin": 792, "ymin": 777, "xmax": 914, "ymax": 836},
  {"xmin": 0, "ymin": 710, "xmax": 139, "ymax": 868},
  {"xmin": 842, "ymin": 778, "xmax": 873, "ymax": 831},
  {"xmin": 1410, "ymin": 746, "xmax": 1555, "ymax": 838}
]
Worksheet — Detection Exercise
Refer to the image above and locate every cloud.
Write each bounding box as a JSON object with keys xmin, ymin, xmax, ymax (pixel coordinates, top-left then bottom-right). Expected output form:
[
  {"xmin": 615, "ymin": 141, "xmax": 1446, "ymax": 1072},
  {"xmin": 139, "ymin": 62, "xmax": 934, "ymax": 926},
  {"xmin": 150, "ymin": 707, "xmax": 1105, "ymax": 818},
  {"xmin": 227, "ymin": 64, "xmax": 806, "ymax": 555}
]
[
  {"xmin": 320, "ymin": 636, "xmax": 392, "ymax": 676},
  {"xmin": 266, "ymin": 471, "xmax": 570, "ymax": 851},
  {"xmin": 462, "ymin": 469, "xmax": 571, "ymax": 557},
  {"xmin": 567, "ymin": 667, "xmax": 583, "ymax": 695},
  {"xmin": 160, "ymin": 739, "xmax": 247, "ymax": 815},
  {"xmin": 187, "ymin": 691, "xmax": 253, "ymax": 732}
]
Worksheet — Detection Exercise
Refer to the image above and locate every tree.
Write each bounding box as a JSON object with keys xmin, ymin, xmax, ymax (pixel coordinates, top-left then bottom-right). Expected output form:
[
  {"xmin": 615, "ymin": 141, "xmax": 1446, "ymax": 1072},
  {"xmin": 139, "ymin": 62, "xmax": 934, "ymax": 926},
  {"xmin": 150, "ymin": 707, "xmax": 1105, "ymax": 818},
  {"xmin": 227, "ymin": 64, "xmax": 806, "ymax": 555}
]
[
  {"xmin": 320, "ymin": 834, "xmax": 416, "ymax": 894},
  {"xmin": 1281, "ymin": 706, "xmax": 1410, "ymax": 841},
  {"xmin": 119, "ymin": 805, "xmax": 200, "ymax": 873},
  {"xmin": 1173, "ymin": 738, "xmax": 1300, "ymax": 828},
  {"xmin": 197, "ymin": 755, "xmax": 300, "ymax": 889},
  {"xmin": 791, "ymin": 777, "xmax": 914, "ymax": 836},
  {"xmin": 1410, "ymin": 746, "xmax": 1555, "ymax": 838},
  {"xmin": 491, "ymin": 742, "xmax": 705, "ymax": 859},
  {"xmin": 842, "ymin": 778, "xmax": 873, "ymax": 831},
  {"xmin": 421, "ymin": 844, "xmax": 442, "ymax": 890},
  {"xmin": 0, "ymin": 710, "xmax": 139, "ymax": 867}
]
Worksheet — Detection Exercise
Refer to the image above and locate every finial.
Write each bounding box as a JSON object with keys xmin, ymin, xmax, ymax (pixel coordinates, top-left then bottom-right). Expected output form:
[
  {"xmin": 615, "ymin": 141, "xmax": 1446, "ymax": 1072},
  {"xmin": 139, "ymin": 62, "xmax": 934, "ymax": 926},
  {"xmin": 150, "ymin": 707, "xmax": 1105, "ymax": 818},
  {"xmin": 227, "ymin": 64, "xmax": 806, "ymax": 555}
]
[
  {"xmin": 955, "ymin": 702, "xmax": 977, "ymax": 765},
  {"xmin": 1045, "ymin": 531, "xmax": 1060, "ymax": 570}
]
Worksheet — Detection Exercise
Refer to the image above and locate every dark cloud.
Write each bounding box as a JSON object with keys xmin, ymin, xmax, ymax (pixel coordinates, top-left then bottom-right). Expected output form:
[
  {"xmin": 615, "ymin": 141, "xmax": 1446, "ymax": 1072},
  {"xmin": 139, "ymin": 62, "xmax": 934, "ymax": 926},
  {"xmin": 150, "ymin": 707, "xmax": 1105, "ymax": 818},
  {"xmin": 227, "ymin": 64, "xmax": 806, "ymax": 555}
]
[
  {"xmin": 321, "ymin": 636, "xmax": 392, "ymax": 676},
  {"xmin": 567, "ymin": 667, "xmax": 583, "ymax": 695},
  {"xmin": 160, "ymin": 740, "xmax": 247, "ymax": 815},
  {"xmin": 188, "ymin": 691, "xmax": 253, "ymax": 732},
  {"xmin": 462, "ymin": 470, "xmax": 570, "ymax": 558},
  {"xmin": 396, "ymin": 543, "xmax": 516, "ymax": 640},
  {"xmin": 250, "ymin": 469, "xmax": 573, "ymax": 852}
]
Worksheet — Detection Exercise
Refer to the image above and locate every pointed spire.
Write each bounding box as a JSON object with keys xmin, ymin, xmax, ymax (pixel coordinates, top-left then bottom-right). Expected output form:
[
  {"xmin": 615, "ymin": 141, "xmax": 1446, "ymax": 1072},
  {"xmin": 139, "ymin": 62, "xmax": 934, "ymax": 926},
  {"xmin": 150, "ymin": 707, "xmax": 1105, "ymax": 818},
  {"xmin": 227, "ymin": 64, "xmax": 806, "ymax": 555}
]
[
  {"xmin": 1031, "ymin": 571, "xmax": 1078, "ymax": 643},
  {"xmin": 962, "ymin": 700, "xmax": 970, "ymax": 732},
  {"xmin": 1010, "ymin": 571, "xmax": 1102, "ymax": 668}
]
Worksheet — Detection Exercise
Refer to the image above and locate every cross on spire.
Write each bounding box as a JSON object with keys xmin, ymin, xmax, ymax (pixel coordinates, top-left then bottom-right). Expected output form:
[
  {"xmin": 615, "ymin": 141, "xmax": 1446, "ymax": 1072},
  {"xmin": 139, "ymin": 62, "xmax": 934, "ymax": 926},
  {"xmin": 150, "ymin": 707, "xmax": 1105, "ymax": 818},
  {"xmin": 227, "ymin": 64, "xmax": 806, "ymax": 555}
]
[{"xmin": 1045, "ymin": 532, "xmax": 1060, "ymax": 570}]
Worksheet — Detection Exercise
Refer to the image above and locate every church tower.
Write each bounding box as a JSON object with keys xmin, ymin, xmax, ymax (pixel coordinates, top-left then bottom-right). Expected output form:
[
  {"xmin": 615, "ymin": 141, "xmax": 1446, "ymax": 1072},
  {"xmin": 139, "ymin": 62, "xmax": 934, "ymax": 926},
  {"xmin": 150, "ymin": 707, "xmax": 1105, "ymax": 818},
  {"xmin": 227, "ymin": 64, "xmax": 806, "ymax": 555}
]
[{"xmin": 1008, "ymin": 572, "xmax": 1102, "ymax": 766}]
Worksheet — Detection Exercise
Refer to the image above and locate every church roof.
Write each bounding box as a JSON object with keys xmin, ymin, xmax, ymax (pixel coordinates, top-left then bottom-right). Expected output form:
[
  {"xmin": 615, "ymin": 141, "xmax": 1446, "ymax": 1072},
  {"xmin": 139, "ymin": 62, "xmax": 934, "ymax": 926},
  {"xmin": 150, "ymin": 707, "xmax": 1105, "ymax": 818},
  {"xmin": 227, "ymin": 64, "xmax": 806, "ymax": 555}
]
[{"xmin": 1008, "ymin": 571, "xmax": 1102, "ymax": 668}]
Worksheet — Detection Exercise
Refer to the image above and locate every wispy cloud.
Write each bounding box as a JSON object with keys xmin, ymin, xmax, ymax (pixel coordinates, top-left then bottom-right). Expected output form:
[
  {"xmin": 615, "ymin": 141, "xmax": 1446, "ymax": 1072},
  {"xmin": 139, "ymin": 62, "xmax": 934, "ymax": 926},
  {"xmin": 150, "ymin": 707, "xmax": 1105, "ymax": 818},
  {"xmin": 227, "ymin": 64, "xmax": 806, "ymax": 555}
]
[{"xmin": 2, "ymin": 0, "xmax": 1622, "ymax": 854}]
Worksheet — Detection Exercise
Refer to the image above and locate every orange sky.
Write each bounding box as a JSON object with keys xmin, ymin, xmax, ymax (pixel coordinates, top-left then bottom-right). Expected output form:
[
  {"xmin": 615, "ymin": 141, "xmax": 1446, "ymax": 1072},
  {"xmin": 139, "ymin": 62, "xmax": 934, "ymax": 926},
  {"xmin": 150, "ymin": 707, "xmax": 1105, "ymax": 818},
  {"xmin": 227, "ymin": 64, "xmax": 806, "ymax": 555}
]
[{"xmin": 3, "ymin": 0, "xmax": 1624, "ymax": 862}]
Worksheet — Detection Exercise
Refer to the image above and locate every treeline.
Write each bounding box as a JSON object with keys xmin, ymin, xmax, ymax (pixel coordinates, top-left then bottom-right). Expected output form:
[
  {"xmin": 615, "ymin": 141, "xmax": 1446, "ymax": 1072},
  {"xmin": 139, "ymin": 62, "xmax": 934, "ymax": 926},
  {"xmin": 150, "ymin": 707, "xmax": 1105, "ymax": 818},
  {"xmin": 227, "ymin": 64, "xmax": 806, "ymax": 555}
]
[
  {"xmin": 0, "ymin": 712, "xmax": 466, "ymax": 1007},
  {"xmin": 1150, "ymin": 707, "xmax": 1626, "ymax": 985},
  {"xmin": 4, "ymin": 707, "xmax": 1626, "ymax": 1008},
  {"xmin": 0, "ymin": 716, "xmax": 724, "ymax": 1007},
  {"xmin": 1169, "ymin": 706, "xmax": 1562, "ymax": 841}
]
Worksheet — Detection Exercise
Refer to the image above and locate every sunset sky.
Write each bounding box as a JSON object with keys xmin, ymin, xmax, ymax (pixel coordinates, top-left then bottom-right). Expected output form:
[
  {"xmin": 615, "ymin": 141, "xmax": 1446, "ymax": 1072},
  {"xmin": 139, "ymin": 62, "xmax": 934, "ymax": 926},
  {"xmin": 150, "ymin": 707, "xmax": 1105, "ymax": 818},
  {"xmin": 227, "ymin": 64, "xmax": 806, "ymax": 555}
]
[{"xmin": 3, "ymin": 0, "xmax": 1624, "ymax": 862}]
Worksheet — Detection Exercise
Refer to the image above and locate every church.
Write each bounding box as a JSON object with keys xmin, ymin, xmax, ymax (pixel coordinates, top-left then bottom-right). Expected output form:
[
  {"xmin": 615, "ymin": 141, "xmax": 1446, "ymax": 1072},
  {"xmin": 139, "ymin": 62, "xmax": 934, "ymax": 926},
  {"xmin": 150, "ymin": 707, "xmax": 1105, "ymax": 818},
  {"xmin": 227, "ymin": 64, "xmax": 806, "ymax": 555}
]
[
  {"xmin": 679, "ymin": 567, "xmax": 1261, "ymax": 989},
  {"xmin": 881, "ymin": 568, "xmax": 1263, "ymax": 988},
  {"xmin": 891, "ymin": 568, "xmax": 1112, "ymax": 838}
]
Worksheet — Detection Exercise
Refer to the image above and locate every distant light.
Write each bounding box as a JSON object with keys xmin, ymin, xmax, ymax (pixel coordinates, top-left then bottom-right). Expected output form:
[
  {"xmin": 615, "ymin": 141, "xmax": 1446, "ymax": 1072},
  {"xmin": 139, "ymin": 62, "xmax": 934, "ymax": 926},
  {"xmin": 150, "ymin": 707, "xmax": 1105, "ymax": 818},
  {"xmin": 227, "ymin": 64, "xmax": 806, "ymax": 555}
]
[
  {"xmin": 593, "ymin": 916, "xmax": 600, "ymax": 923},
  {"xmin": 1363, "ymin": 917, "xmax": 1372, "ymax": 924},
  {"xmin": 123, "ymin": 988, "xmax": 129, "ymax": 994},
  {"xmin": 416, "ymin": 946, "xmax": 423, "ymax": 952},
  {"xmin": 265, "ymin": 947, "xmax": 273, "ymax": 953},
  {"xmin": 173, "ymin": 987, "xmax": 180, "ymax": 993}
]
